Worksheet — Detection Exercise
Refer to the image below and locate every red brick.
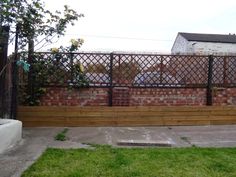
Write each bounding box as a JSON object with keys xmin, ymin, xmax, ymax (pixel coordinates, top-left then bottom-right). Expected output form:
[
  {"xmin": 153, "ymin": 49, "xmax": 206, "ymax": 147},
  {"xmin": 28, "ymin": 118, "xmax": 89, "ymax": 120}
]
[{"xmin": 36, "ymin": 87, "xmax": 236, "ymax": 107}]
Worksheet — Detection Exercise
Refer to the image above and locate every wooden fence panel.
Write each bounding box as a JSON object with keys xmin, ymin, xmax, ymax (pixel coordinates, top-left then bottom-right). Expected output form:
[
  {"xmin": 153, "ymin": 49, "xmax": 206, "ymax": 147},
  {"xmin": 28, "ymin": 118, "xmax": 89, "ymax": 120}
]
[{"xmin": 17, "ymin": 106, "xmax": 236, "ymax": 127}]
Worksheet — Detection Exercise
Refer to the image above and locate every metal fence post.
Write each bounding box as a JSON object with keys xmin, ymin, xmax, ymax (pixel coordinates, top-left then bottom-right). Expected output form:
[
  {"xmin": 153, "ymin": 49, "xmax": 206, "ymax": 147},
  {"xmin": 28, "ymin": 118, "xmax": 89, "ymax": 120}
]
[
  {"xmin": 10, "ymin": 25, "xmax": 19, "ymax": 119},
  {"xmin": 70, "ymin": 53, "xmax": 74, "ymax": 83},
  {"xmin": 108, "ymin": 53, "xmax": 113, "ymax": 106},
  {"xmin": 206, "ymin": 55, "xmax": 214, "ymax": 106},
  {"xmin": 0, "ymin": 26, "xmax": 9, "ymax": 118},
  {"xmin": 160, "ymin": 56, "xmax": 163, "ymax": 85}
]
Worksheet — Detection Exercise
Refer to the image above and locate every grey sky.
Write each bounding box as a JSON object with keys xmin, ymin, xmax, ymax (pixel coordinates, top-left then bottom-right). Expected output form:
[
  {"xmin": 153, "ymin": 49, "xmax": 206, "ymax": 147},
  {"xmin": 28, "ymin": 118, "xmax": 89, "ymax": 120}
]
[{"xmin": 42, "ymin": 0, "xmax": 236, "ymax": 53}]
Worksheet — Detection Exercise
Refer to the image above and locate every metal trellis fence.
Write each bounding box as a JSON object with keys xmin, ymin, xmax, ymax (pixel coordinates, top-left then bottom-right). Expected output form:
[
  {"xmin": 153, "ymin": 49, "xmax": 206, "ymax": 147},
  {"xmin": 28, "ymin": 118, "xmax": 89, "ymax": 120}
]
[{"xmin": 18, "ymin": 52, "xmax": 236, "ymax": 88}]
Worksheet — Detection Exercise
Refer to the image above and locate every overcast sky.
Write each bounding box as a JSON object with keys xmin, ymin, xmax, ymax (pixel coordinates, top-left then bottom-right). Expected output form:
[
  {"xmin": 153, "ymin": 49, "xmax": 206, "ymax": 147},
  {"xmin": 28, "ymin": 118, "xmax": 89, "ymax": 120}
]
[{"xmin": 40, "ymin": 0, "xmax": 236, "ymax": 53}]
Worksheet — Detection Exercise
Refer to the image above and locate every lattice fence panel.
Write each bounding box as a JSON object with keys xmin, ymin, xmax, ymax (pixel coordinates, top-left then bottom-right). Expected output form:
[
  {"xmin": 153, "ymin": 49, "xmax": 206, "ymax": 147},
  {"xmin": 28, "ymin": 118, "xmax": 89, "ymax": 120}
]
[
  {"xmin": 212, "ymin": 56, "xmax": 236, "ymax": 87},
  {"xmin": 18, "ymin": 52, "xmax": 236, "ymax": 88}
]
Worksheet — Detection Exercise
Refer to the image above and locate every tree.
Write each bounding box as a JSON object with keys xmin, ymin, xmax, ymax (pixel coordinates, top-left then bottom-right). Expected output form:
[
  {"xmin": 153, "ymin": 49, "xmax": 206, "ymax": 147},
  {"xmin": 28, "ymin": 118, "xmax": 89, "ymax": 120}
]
[
  {"xmin": 0, "ymin": 0, "xmax": 83, "ymax": 77},
  {"xmin": 1, "ymin": 0, "xmax": 83, "ymax": 51},
  {"xmin": 0, "ymin": 0, "xmax": 83, "ymax": 116}
]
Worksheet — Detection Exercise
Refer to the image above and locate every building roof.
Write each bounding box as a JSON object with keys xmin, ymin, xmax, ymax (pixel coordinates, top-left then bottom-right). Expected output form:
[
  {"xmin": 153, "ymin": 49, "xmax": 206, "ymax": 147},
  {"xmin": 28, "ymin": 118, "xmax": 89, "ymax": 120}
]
[{"xmin": 179, "ymin": 32, "xmax": 236, "ymax": 44}]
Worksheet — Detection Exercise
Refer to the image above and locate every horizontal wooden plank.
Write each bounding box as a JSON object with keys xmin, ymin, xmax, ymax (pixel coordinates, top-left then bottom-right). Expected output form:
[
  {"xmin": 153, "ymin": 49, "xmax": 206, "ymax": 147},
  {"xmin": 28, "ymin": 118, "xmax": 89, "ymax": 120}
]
[
  {"xmin": 18, "ymin": 115, "xmax": 236, "ymax": 121},
  {"xmin": 19, "ymin": 115, "xmax": 236, "ymax": 122},
  {"xmin": 210, "ymin": 120, "xmax": 236, "ymax": 125},
  {"xmin": 17, "ymin": 106, "xmax": 236, "ymax": 127},
  {"xmin": 18, "ymin": 117, "xmax": 66, "ymax": 122},
  {"xmin": 18, "ymin": 106, "xmax": 68, "ymax": 112},
  {"xmin": 21, "ymin": 121, "xmax": 66, "ymax": 127},
  {"xmin": 18, "ymin": 110, "xmax": 236, "ymax": 118},
  {"xmin": 18, "ymin": 106, "xmax": 236, "ymax": 113},
  {"xmin": 21, "ymin": 120, "xmax": 211, "ymax": 127}
]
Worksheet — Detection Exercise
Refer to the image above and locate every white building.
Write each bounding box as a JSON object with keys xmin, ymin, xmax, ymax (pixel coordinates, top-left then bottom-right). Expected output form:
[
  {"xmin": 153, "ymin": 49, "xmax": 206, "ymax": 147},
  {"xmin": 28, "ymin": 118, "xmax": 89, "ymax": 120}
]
[{"xmin": 171, "ymin": 32, "xmax": 236, "ymax": 55}]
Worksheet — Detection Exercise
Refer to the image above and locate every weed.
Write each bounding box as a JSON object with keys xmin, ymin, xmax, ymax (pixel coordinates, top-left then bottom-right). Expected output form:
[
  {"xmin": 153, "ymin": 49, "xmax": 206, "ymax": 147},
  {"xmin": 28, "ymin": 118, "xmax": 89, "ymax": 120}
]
[{"xmin": 54, "ymin": 128, "xmax": 69, "ymax": 141}]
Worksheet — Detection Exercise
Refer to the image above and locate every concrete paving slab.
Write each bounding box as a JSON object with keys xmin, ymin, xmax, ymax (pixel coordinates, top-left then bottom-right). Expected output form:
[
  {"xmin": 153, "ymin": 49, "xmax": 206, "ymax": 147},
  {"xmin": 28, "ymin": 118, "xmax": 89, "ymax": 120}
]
[
  {"xmin": 171, "ymin": 125, "xmax": 236, "ymax": 147},
  {"xmin": 0, "ymin": 127, "xmax": 90, "ymax": 177},
  {"xmin": 67, "ymin": 127, "xmax": 110, "ymax": 145},
  {"xmin": 49, "ymin": 141, "xmax": 92, "ymax": 149},
  {"xmin": 1, "ymin": 125, "xmax": 236, "ymax": 177}
]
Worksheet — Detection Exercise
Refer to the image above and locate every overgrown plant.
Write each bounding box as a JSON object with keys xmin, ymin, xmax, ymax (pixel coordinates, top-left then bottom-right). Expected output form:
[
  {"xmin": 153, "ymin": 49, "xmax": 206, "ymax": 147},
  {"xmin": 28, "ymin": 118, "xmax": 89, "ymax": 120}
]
[
  {"xmin": 50, "ymin": 38, "xmax": 89, "ymax": 87},
  {"xmin": 18, "ymin": 53, "xmax": 49, "ymax": 105},
  {"xmin": 18, "ymin": 39, "xmax": 88, "ymax": 105}
]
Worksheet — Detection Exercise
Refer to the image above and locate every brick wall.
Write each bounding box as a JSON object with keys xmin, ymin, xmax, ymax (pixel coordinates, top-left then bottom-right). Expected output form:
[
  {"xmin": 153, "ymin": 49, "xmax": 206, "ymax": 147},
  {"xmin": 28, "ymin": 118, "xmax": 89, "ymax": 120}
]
[
  {"xmin": 213, "ymin": 88, "xmax": 236, "ymax": 106},
  {"xmin": 129, "ymin": 88, "xmax": 206, "ymax": 106},
  {"xmin": 40, "ymin": 87, "xmax": 109, "ymax": 106},
  {"xmin": 39, "ymin": 87, "xmax": 236, "ymax": 106}
]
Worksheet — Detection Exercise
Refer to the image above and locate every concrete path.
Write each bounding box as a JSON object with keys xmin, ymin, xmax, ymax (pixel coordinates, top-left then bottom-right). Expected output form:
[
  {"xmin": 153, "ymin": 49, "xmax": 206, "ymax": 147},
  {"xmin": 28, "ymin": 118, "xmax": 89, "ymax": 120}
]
[{"xmin": 1, "ymin": 125, "xmax": 236, "ymax": 177}]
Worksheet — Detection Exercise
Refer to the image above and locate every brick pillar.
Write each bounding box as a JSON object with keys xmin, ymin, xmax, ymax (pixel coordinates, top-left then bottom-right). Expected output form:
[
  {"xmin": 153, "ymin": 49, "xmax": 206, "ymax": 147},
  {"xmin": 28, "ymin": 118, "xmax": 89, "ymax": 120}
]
[{"xmin": 112, "ymin": 87, "xmax": 130, "ymax": 106}]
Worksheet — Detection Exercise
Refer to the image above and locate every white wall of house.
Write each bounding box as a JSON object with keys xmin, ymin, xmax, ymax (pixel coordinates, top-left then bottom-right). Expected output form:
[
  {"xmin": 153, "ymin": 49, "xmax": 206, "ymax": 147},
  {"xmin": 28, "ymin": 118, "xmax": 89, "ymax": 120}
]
[
  {"xmin": 186, "ymin": 41, "xmax": 236, "ymax": 55},
  {"xmin": 172, "ymin": 34, "xmax": 236, "ymax": 55},
  {"xmin": 171, "ymin": 35, "xmax": 189, "ymax": 54}
]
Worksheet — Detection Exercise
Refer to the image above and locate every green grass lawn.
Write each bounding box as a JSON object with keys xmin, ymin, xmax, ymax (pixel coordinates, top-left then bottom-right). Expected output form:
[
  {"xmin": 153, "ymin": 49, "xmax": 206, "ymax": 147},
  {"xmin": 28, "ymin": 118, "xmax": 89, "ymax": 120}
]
[{"xmin": 22, "ymin": 145, "xmax": 236, "ymax": 177}]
